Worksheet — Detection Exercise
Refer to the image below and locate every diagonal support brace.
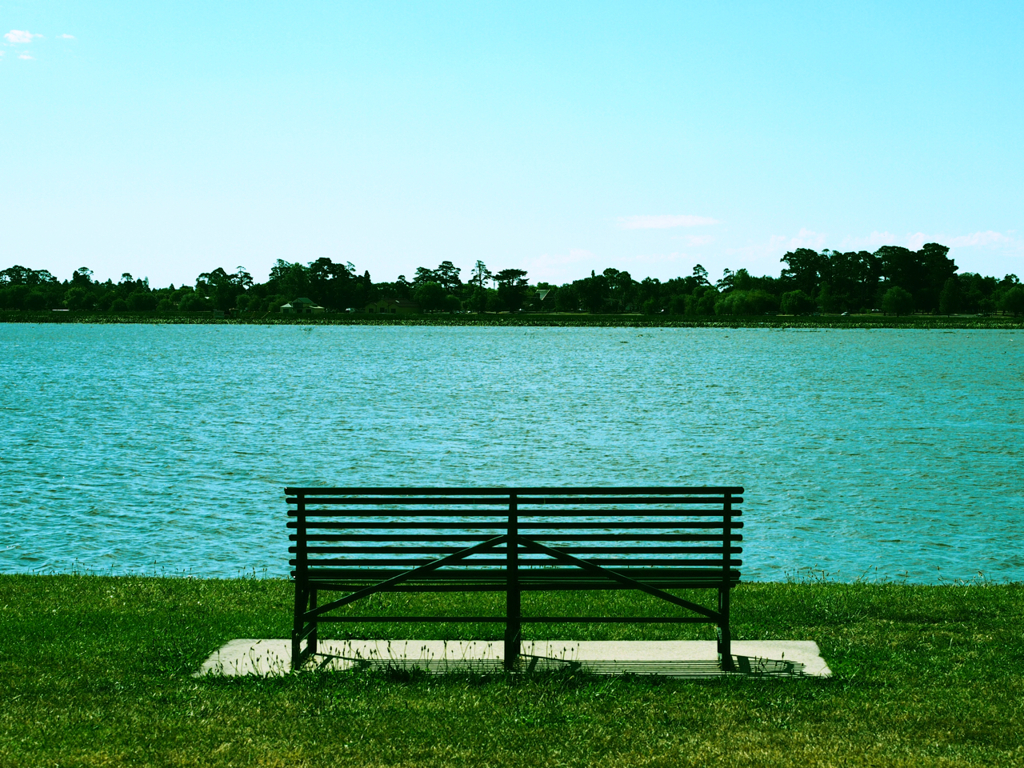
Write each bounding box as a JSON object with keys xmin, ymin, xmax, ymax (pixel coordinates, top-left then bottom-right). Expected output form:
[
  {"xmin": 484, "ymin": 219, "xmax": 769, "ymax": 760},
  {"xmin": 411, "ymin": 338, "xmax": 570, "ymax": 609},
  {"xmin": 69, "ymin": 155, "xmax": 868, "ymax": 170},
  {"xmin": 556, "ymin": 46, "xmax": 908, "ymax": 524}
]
[
  {"xmin": 515, "ymin": 536, "xmax": 721, "ymax": 621},
  {"xmin": 302, "ymin": 534, "xmax": 509, "ymax": 620}
]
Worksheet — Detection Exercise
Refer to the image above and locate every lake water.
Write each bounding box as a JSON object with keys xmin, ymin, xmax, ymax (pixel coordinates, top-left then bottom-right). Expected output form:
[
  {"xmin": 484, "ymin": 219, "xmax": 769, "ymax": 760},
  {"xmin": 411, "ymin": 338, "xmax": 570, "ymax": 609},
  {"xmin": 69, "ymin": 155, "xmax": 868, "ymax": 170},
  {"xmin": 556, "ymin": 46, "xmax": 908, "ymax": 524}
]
[{"xmin": 2, "ymin": 323, "xmax": 1022, "ymax": 583}]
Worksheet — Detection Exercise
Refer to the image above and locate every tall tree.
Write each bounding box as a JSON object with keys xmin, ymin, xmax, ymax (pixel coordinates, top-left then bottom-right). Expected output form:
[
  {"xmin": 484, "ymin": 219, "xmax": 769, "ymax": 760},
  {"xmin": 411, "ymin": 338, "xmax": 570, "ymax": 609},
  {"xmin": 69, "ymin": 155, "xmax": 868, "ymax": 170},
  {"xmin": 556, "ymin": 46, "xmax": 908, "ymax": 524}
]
[
  {"xmin": 602, "ymin": 268, "xmax": 636, "ymax": 311},
  {"xmin": 269, "ymin": 260, "xmax": 311, "ymax": 300},
  {"xmin": 576, "ymin": 271, "xmax": 608, "ymax": 313},
  {"xmin": 0, "ymin": 266, "xmax": 59, "ymax": 286},
  {"xmin": 493, "ymin": 268, "xmax": 529, "ymax": 312},
  {"xmin": 917, "ymin": 243, "xmax": 958, "ymax": 312},
  {"xmin": 308, "ymin": 258, "xmax": 356, "ymax": 309},
  {"xmin": 197, "ymin": 267, "xmax": 252, "ymax": 311},
  {"xmin": 413, "ymin": 266, "xmax": 437, "ymax": 285},
  {"xmin": 433, "ymin": 261, "xmax": 462, "ymax": 293},
  {"xmin": 877, "ymin": 243, "xmax": 957, "ymax": 313},
  {"xmin": 780, "ymin": 248, "xmax": 827, "ymax": 298},
  {"xmin": 716, "ymin": 268, "xmax": 735, "ymax": 292},
  {"xmin": 413, "ymin": 281, "xmax": 446, "ymax": 312},
  {"xmin": 1001, "ymin": 285, "xmax": 1024, "ymax": 316},
  {"xmin": 71, "ymin": 267, "xmax": 94, "ymax": 287},
  {"xmin": 881, "ymin": 286, "xmax": 914, "ymax": 316},
  {"xmin": 939, "ymin": 277, "xmax": 961, "ymax": 315},
  {"xmin": 471, "ymin": 260, "xmax": 492, "ymax": 289}
]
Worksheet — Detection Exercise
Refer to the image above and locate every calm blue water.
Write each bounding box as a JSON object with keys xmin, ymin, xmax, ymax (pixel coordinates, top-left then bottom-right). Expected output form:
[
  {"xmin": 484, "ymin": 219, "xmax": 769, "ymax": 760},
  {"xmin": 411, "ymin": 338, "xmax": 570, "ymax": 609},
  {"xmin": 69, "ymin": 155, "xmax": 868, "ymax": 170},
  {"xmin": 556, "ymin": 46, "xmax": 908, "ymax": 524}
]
[{"xmin": 2, "ymin": 323, "xmax": 1022, "ymax": 583}]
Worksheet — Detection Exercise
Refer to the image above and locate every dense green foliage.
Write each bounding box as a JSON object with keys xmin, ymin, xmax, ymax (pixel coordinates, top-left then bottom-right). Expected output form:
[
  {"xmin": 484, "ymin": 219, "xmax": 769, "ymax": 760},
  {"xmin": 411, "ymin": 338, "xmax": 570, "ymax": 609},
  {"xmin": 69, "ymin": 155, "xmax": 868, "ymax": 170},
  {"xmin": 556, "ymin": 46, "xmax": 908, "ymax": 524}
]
[
  {"xmin": 3, "ymin": 243, "xmax": 1022, "ymax": 318},
  {"xmin": 1, "ymin": 575, "xmax": 1021, "ymax": 767}
]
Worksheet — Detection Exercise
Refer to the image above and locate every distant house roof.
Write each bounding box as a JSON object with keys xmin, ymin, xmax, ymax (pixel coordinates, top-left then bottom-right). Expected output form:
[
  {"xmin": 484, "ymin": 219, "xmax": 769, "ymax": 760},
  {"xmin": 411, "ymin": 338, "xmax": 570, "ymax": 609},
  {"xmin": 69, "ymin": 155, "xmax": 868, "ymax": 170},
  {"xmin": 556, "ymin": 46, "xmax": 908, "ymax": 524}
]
[{"xmin": 280, "ymin": 297, "xmax": 326, "ymax": 314}]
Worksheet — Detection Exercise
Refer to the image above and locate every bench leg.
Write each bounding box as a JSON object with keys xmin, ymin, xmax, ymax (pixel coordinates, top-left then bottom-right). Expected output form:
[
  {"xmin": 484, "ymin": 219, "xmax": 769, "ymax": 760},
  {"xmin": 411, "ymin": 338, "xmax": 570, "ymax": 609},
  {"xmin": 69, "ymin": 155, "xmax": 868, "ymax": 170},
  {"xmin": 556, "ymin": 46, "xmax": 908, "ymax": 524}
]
[
  {"xmin": 292, "ymin": 585, "xmax": 319, "ymax": 670},
  {"xmin": 292, "ymin": 584, "xmax": 306, "ymax": 670},
  {"xmin": 718, "ymin": 586, "xmax": 735, "ymax": 672},
  {"xmin": 505, "ymin": 583, "xmax": 521, "ymax": 671},
  {"xmin": 504, "ymin": 624, "xmax": 521, "ymax": 671},
  {"xmin": 308, "ymin": 588, "xmax": 318, "ymax": 657}
]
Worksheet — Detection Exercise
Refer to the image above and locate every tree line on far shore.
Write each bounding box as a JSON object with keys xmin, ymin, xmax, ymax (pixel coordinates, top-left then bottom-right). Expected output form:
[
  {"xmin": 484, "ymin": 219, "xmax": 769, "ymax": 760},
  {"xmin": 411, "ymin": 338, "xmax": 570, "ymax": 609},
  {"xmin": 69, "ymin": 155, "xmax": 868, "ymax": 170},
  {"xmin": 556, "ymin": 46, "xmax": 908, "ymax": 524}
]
[{"xmin": 2, "ymin": 243, "xmax": 1023, "ymax": 317}]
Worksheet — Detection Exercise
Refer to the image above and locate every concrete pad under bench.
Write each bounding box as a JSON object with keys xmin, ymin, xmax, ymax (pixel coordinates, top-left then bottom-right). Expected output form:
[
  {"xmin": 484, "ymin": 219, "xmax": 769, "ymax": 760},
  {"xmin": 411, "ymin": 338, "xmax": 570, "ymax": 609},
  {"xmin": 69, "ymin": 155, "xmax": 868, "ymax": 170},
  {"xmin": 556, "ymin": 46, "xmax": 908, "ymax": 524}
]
[{"xmin": 196, "ymin": 639, "xmax": 831, "ymax": 678}]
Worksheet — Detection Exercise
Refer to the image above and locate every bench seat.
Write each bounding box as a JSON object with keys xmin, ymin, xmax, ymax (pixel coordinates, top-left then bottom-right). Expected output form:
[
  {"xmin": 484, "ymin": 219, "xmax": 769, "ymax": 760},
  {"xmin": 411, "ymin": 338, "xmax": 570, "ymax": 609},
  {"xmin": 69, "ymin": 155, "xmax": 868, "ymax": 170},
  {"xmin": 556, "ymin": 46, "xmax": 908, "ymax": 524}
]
[{"xmin": 303, "ymin": 569, "xmax": 740, "ymax": 590}]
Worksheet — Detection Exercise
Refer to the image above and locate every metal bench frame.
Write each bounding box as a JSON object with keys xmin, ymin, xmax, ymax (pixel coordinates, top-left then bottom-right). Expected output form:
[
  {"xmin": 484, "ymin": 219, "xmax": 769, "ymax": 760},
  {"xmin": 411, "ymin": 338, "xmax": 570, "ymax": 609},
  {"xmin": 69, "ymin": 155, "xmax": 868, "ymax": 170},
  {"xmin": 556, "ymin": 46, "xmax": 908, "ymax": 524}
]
[{"xmin": 287, "ymin": 486, "xmax": 743, "ymax": 671}]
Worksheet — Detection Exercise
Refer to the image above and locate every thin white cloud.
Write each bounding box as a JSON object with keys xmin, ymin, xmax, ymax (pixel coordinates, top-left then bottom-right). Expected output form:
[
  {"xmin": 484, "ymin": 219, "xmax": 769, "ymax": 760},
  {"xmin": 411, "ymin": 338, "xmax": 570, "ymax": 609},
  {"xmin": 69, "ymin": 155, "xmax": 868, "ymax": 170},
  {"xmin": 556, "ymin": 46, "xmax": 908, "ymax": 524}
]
[
  {"xmin": 946, "ymin": 230, "xmax": 1011, "ymax": 248},
  {"xmin": 841, "ymin": 230, "xmax": 1016, "ymax": 252},
  {"xmin": 5, "ymin": 30, "xmax": 43, "ymax": 43},
  {"xmin": 769, "ymin": 228, "xmax": 828, "ymax": 252},
  {"xmin": 59, "ymin": 34, "xmax": 76, "ymax": 40},
  {"xmin": 18, "ymin": 53, "xmax": 34, "ymax": 60},
  {"xmin": 720, "ymin": 229, "xmax": 830, "ymax": 266},
  {"xmin": 905, "ymin": 232, "xmax": 929, "ymax": 251},
  {"xmin": 617, "ymin": 214, "xmax": 721, "ymax": 230}
]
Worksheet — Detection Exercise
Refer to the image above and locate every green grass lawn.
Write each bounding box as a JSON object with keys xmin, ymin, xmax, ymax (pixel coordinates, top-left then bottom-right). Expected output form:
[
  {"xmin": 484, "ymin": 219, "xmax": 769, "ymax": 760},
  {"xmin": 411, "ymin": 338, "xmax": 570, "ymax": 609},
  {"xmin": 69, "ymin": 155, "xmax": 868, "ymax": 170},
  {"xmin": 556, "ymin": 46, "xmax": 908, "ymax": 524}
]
[{"xmin": 1, "ymin": 575, "xmax": 1022, "ymax": 767}]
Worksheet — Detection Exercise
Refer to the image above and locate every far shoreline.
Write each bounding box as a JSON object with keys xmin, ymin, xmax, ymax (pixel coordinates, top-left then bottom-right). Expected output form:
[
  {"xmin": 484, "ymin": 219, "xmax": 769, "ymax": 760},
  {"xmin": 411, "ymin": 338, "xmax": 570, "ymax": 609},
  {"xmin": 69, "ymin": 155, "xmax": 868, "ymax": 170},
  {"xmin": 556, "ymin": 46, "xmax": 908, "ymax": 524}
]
[{"xmin": 2, "ymin": 310, "xmax": 1023, "ymax": 330}]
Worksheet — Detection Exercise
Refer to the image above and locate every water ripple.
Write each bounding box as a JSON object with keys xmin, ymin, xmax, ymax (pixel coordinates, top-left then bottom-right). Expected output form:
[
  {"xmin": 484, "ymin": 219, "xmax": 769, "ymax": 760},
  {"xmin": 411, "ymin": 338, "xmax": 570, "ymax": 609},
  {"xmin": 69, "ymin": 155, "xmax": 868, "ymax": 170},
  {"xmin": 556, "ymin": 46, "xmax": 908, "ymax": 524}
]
[{"xmin": 1, "ymin": 324, "xmax": 1022, "ymax": 583}]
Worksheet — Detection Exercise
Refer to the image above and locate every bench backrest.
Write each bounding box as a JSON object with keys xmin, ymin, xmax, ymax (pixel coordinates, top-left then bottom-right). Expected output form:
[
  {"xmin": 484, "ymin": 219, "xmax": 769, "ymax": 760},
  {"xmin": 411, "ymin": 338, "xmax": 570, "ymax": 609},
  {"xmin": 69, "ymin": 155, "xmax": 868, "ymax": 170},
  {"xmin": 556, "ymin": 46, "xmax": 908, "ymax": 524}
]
[{"xmin": 287, "ymin": 486, "xmax": 743, "ymax": 582}]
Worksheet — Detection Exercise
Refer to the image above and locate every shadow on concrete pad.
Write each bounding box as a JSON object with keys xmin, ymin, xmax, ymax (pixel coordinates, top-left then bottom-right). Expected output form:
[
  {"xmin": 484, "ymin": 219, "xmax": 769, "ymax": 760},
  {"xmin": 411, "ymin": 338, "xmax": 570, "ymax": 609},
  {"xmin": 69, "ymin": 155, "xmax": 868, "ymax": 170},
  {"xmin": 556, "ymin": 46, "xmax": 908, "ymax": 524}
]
[{"xmin": 195, "ymin": 639, "xmax": 831, "ymax": 679}]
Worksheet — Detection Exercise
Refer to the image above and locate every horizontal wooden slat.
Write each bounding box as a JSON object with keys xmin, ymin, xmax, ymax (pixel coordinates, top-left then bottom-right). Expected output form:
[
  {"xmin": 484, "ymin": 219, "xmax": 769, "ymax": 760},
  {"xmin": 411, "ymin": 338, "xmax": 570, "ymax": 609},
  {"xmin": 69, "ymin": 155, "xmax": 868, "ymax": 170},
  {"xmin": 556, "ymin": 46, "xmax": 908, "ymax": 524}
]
[
  {"xmin": 289, "ymin": 500, "xmax": 742, "ymax": 511},
  {"xmin": 296, "ymin": 572, "xmax": 741, "ymax": 597},
  {"xmin": 290, "ymin": 532, "xmax": 745, "ymax": 544},
  {"xmin": 311, "ymin": 616, "xmax": 720, "ymax": 624},
  {"xmin": 292, "ymin": 534, "xmax": 742, "ymax": 543},
  {"xmin": 297, "ymin": 545, "xmax": 740, "ymax": 555},
  {"xmin": 292, "ymin": 561, "xmax": 741, "ymax": 573},
  {"xmin": 300, "ymin": 583, "xmax": 736, "ymax": 594},
  {"xmin": 286, "ymin": 486, "xmax": 743, "ymax": 496},
  {"xmin": 298, "ymin": 574, "xmax": 735, "ymax": 582},
  {"xmin": 300, "ymin": 570, "xmax": 740, "ymax": 581},
  {"xmin": 288, "ymin": 510, "xmax": 742, "ymax": 520},
  {"xmin": 288, "ymin": 520, "xmax": 744, "ymax": 531},
  {"xmin": 300, "ymin": 578, "xmax": 738, "ymax": 588}
]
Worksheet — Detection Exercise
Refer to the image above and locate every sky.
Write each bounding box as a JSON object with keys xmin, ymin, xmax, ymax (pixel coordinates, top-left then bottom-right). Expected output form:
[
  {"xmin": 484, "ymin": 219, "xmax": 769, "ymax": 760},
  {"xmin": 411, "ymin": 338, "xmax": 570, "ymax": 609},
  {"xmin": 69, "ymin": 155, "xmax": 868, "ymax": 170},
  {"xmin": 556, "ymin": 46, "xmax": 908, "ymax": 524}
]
[{"xmin": 2, "ymin": 1, "xmax": 1023, "ymax": 288}]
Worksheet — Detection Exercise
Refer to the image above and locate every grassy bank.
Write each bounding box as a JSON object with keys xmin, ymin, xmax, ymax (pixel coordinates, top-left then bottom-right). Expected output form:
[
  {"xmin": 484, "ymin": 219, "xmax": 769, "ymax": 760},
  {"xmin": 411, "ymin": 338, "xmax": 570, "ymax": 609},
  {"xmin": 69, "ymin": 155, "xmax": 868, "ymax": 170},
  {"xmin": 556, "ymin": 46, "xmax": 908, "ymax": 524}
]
[
  {"xmin": 4, "ymin": 310, "xmax": 1024, "ymax": 329},
  {"xmin": 1, "ymin": 575, "xmax": 1022, "ymax": 767}
]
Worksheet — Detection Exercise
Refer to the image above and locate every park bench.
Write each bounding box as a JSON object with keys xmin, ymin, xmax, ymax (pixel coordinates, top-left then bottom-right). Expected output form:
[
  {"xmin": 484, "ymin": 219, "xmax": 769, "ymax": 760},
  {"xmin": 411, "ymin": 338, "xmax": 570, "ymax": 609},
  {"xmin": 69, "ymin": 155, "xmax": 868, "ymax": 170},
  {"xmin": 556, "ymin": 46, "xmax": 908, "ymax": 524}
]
[{"xmin": 287, "ymin": 486, "xmax": 743, "ymax": 671}]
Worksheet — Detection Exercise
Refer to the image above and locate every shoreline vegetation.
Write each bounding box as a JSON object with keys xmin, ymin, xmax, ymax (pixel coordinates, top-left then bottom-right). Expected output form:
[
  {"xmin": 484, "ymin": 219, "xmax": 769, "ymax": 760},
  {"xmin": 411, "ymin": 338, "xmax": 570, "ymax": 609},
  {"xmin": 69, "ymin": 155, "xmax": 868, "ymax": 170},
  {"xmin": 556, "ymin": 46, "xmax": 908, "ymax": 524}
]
[
  {"xmin": 4, "ymin": 242, "xmax": 1024, "ymax": 327},
  {"xmin": 2, "ymin": 574, "xmax": 1021, "ymax": 766},
  {"xmin": 4, "ymin": 310, "xmax": 1024, "ymax": 330}
]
